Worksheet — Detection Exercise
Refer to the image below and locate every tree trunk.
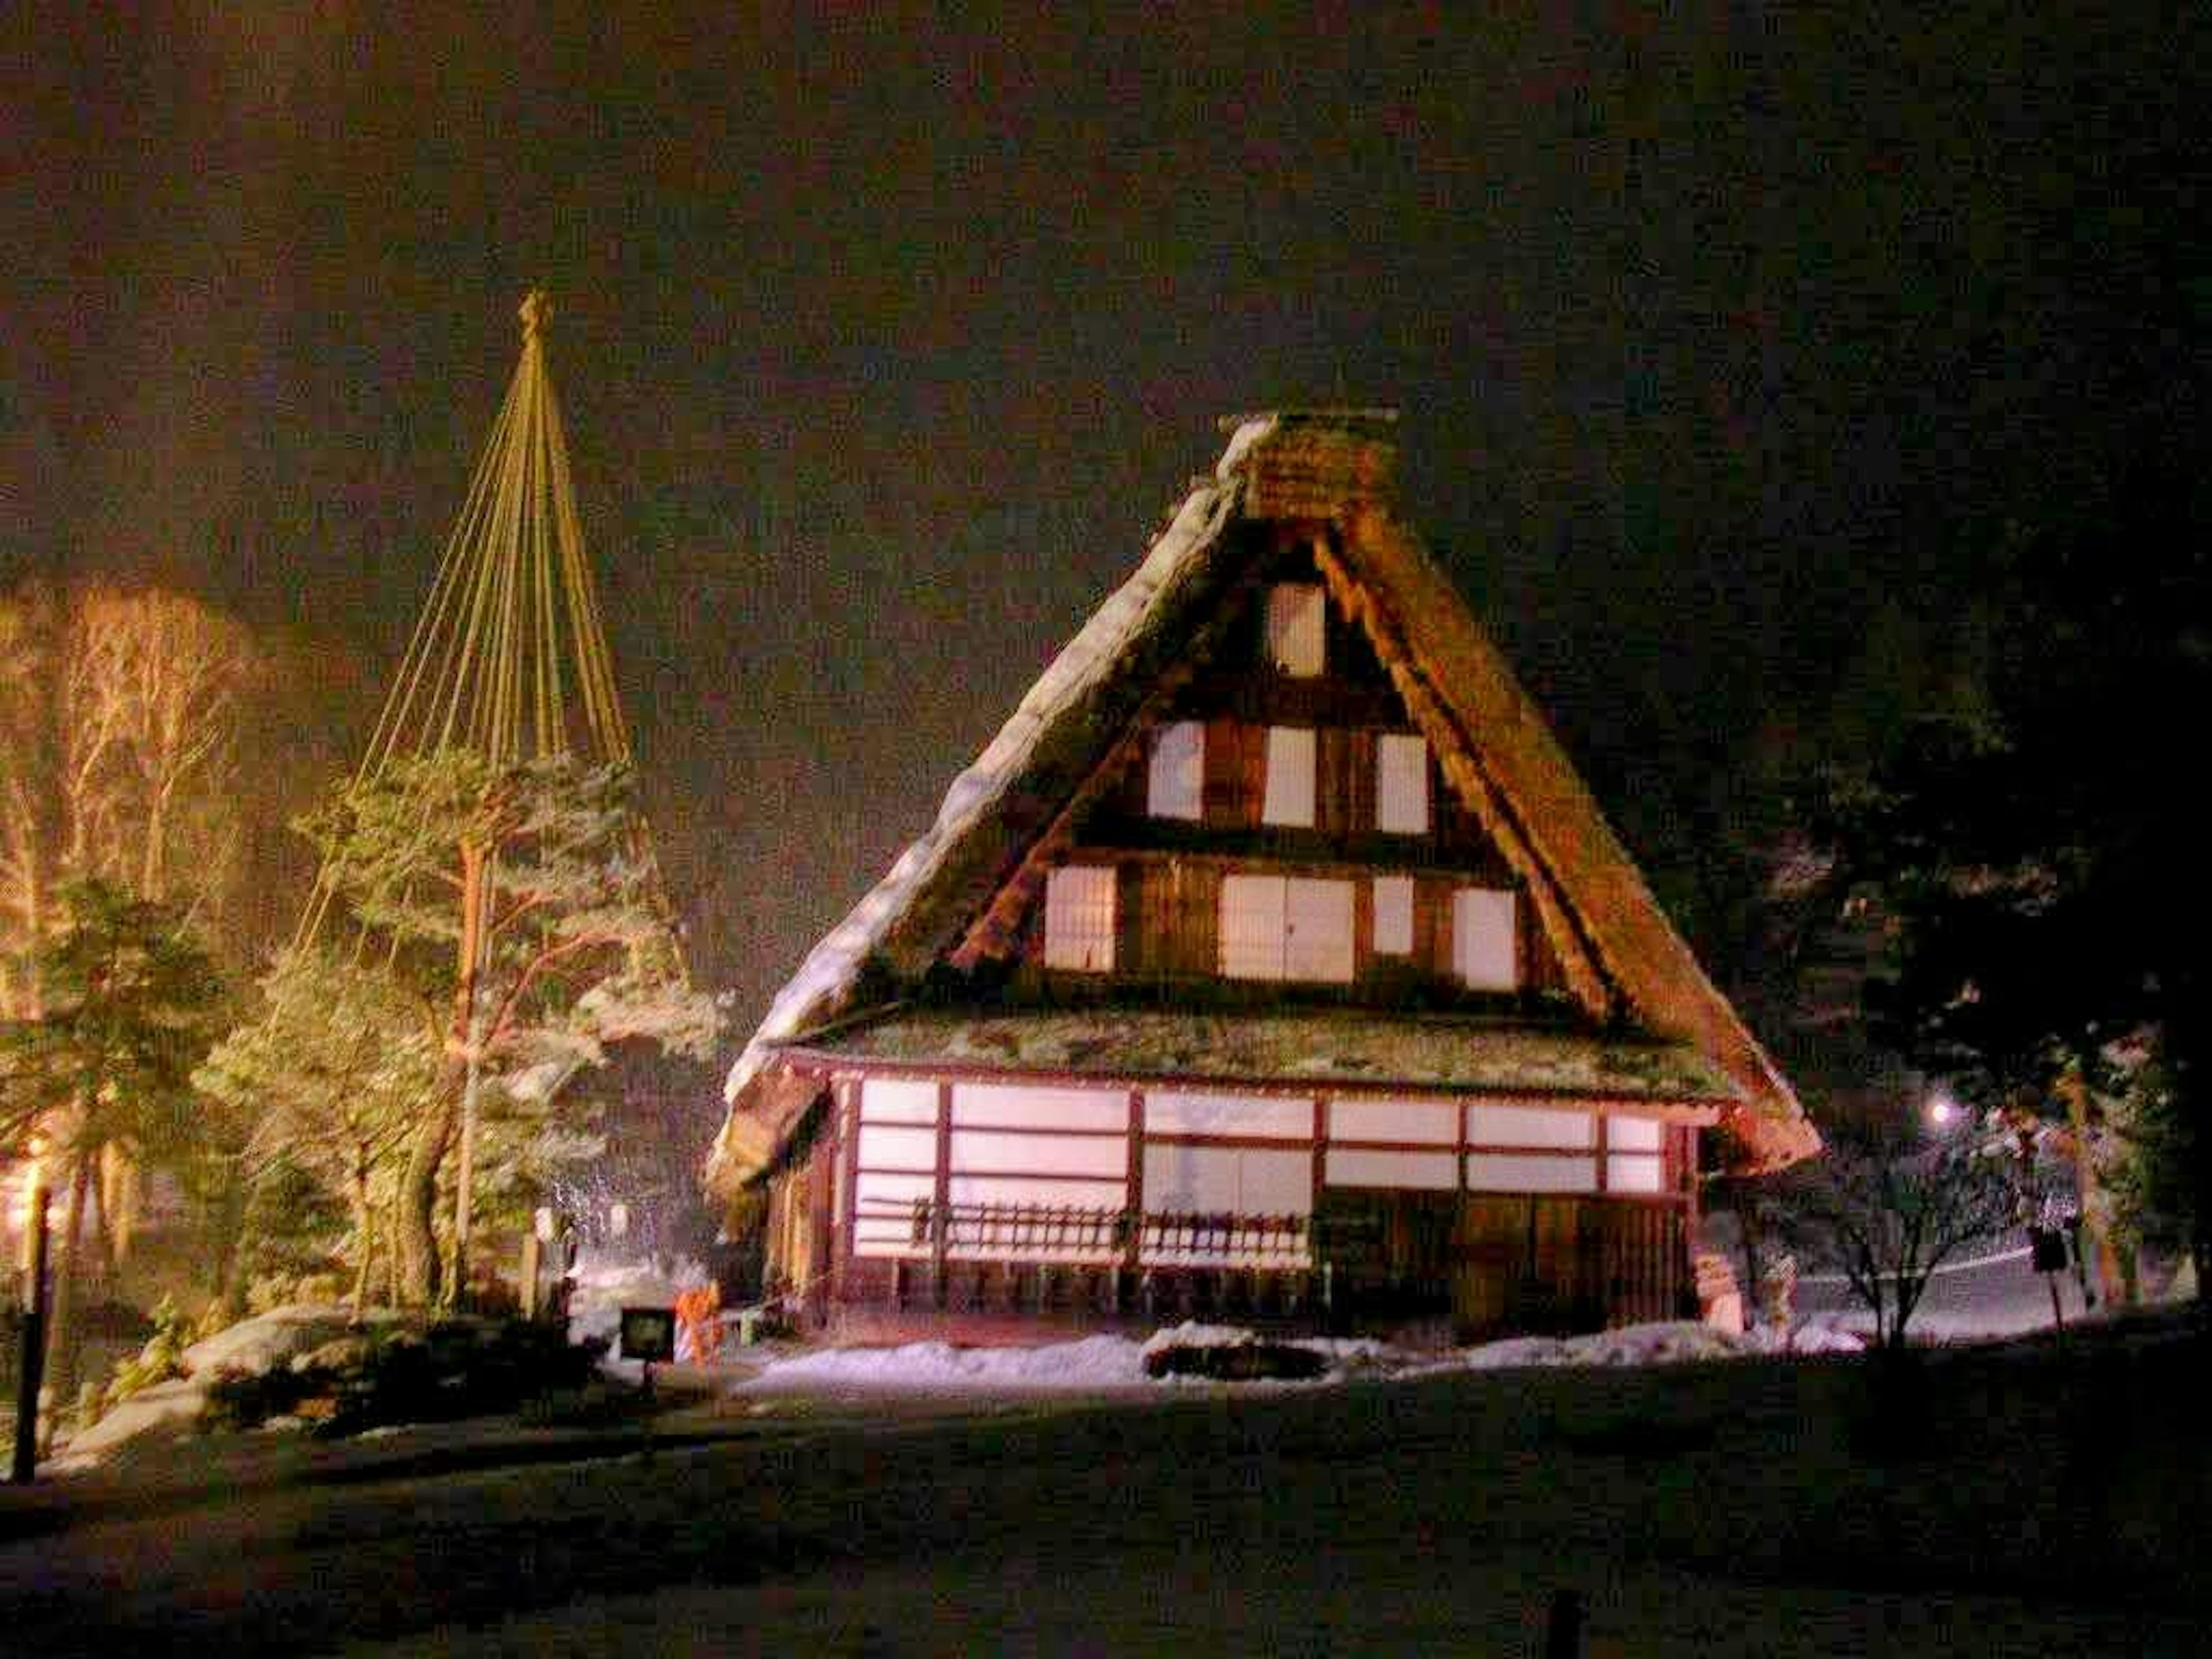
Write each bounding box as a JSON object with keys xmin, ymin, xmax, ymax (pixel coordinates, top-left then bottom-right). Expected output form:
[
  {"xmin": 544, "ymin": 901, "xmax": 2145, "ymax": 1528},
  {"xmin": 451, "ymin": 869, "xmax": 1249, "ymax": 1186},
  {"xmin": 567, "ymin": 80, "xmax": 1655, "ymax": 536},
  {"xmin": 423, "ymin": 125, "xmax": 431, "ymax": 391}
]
[
  {"xmin": 99, "ymin": 1143, "xmax": 138, "ymax": 1271},
  {"xmin": 41, "ymin": 1153, "xmax": 93, "ymax": 1447},
  {"xmin": 348, "ymin": 1149, "xmax": 374, "ymax": 1324},
  {"xmin": 397, "ymin": 1084, "xmax": 459, "ymax": 1306},
  {"xmin": 1729, "ymin": 1180, "xmax": 1764, "ymax": 1316},
  {"xmin": 203, "ymin": 1166, "xmax": 249, "ymax": 1327},
  {"xmin": 386, "ymin": 1185, "xmax": 404, "ymax": 1308},
  {"xmin": 2059, "ymin": 1065, "xmax": 2128, "ymax": 1308}
]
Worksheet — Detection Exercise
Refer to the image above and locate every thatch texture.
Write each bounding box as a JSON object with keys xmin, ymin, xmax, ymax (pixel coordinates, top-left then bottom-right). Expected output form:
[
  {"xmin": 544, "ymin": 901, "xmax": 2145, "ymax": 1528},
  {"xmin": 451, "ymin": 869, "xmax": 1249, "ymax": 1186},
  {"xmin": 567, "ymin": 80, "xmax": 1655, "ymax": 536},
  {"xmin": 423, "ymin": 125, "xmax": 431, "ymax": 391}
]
[{"xmin": 781, "ymin": 1004, "xmax": 1734, "ymax": 1103}]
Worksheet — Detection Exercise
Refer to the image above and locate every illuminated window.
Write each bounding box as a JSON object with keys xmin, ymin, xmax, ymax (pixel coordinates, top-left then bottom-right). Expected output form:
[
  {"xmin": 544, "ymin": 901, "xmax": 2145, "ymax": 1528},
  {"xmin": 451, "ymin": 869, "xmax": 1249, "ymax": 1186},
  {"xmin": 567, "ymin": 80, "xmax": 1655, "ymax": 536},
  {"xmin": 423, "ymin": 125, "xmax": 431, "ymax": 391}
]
[
  {"xmin": 1219, "ymin": 874, "xmax": 1287, "ymax": 980},
  {"xmin": 1453, "ymin": 888, "xmax": 1517, "ymax": 990},
  {"xmin": 1146, "ymin": 720, "xmax": 1203, "ymax": 820},
  {"xmin": 1372, "ymin": 876, "xmax": 1414, "ymax": 955},
  {"xmin": 1266, "ymin": 584, "xmax": 1325, "ymax": 677},
  {"xmin": 1376, "ymin": 733, "xmax": 1430, "ymax": 834},
  {"xmin": 1605, "ymin": 1115, "xmax": 1666, "ymax": 1193},
  {"xmin": 1219, "ymin": 874, "xmax": 1353, "ymax": 982},
  {"xmin": 1044, "ymin": 865, "xmax": 1116, "ymax": 971},
  {"xmin": 1262, "ymin": 726, "xmax": 1316, "ymax": 827},
  {"xmin": 1464, "ymin": 1103, "xmax": 1599, "ymax": 1194}
]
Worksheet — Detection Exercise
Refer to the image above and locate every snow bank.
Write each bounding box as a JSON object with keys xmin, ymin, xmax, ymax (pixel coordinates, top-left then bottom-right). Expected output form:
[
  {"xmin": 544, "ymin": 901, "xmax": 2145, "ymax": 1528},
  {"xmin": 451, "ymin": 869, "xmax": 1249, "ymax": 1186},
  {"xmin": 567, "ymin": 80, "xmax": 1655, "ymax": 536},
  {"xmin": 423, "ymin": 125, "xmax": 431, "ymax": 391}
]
[
  {"xmin": 734, "ymin": 1318, "xmax": 1831, "ymax": 1396},
  {"xmin": 734, "ymin": 1334, "xmax": 1153, "ymax": 1392},
  {"xmin": 1455, "ymin": 1321, "xmax": 1747, "ymax": 1371},
  {"xmin": 180, "ymin": 1302, "xmax": 397, "ymax": 1378}
]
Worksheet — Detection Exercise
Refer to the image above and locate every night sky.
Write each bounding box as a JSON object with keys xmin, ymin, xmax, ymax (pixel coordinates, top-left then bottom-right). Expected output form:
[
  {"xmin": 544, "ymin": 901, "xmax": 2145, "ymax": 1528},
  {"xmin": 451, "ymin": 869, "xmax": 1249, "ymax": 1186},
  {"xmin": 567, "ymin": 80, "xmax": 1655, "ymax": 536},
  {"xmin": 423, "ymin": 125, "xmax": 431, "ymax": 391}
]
[{"xmin": 6, "ymin": 4, "xmax": 2205, "ymax": 1051}]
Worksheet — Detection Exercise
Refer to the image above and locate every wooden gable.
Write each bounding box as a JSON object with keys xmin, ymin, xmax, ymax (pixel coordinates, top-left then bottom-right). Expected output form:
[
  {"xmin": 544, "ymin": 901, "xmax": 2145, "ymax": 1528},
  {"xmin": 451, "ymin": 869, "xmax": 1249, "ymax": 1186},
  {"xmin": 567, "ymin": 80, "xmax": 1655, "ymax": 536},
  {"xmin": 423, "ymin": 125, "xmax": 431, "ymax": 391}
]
[{"xmin": 960, "ymin": 529, "xmax": 1593, "ymax": 1008}]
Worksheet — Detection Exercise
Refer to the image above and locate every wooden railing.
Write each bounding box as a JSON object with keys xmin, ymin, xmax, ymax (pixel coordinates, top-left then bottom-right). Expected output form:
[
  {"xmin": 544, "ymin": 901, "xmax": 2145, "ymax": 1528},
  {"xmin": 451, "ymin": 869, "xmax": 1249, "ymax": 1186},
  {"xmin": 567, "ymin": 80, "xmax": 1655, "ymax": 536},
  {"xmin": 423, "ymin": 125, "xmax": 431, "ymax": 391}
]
[{"xmin": 875, "ymin": 1199, "xmax": 1315, "ymax": 1264}]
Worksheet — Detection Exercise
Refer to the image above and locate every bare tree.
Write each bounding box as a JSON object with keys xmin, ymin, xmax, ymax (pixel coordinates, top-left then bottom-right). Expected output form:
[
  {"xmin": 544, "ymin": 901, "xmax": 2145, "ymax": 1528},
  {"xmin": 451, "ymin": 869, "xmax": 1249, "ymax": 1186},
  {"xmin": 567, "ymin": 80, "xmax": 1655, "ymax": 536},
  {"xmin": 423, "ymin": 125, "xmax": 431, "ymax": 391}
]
[
  {"xmin": 1, "ymin": 583, "xmax": 266, "ymax": 1274},
  {"xmin": 1782, "ymin": 1126, "xmax": 2014, "ymax": 1349},
  {"xmin": 58, "ymin": 586, "xmax": 263, "ymax": 922}
]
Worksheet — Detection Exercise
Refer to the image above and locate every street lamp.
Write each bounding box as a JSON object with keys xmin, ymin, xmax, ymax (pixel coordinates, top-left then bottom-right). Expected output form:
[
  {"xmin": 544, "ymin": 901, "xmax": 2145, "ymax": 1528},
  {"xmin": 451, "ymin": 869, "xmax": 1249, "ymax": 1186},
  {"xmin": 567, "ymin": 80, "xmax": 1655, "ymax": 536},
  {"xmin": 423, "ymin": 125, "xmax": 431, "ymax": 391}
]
[{"xmin": 1926, "ymin": 1086, "xmax": 1961, "ymax": 1131}]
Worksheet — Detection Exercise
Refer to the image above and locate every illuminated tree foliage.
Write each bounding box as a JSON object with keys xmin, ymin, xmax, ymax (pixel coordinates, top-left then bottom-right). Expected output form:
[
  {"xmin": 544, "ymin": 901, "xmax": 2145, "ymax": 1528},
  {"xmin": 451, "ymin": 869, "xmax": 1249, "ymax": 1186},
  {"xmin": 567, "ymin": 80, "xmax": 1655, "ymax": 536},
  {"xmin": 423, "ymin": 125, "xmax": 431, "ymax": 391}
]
[
  {"xmin": 0, "ymin": 880, "xmax": 228, "ymax": 1406},
  {"xmin": 195, "ymin": 946, "xmax": 440, "ymax": 1317},
  {"xmin": 297, "ymin": 748, "xmax": 719, "ymax": 1305}
]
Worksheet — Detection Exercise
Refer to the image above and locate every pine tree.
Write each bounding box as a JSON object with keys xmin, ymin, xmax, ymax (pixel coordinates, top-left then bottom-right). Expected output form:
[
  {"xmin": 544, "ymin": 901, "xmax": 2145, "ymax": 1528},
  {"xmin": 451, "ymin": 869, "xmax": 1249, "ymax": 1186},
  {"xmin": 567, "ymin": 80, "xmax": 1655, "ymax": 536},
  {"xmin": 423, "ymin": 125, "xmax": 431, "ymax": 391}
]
[{"xmin": 296, "ymin": 749, "xmax": 719, "ymax": 1305}]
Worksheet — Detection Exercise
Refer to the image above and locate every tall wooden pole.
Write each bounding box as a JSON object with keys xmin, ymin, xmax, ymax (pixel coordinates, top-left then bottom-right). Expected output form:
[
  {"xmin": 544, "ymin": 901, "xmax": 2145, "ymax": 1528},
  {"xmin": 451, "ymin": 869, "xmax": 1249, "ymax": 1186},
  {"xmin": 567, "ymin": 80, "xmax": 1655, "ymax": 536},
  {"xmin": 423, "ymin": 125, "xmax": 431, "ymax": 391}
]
[
  {"xmin": 12, "ymin": 1180, "xmax": 52, "ymax": 1483},
  {"xmin": 451, "ymin": 840, "xmax": 487, "ymax": 1307}
]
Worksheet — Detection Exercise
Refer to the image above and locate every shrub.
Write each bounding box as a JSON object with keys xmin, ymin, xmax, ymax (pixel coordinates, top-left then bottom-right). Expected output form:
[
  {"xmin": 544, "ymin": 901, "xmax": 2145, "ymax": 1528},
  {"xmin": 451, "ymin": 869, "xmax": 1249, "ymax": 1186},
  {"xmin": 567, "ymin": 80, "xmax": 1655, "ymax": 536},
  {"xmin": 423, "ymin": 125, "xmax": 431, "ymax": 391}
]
[{"xmin": 200, "ymin": 1316, "xmax": 611, "ymax": 1437}]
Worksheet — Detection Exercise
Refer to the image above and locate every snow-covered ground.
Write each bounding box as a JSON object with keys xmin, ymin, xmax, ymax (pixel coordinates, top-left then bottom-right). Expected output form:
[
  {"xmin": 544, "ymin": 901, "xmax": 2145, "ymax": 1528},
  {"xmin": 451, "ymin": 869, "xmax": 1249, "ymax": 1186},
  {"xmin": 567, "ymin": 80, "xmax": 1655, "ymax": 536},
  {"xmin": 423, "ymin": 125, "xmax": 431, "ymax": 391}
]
[{"xmin": 728, "ymin": 1316, "xmax": 1861, "ymax": 1396}]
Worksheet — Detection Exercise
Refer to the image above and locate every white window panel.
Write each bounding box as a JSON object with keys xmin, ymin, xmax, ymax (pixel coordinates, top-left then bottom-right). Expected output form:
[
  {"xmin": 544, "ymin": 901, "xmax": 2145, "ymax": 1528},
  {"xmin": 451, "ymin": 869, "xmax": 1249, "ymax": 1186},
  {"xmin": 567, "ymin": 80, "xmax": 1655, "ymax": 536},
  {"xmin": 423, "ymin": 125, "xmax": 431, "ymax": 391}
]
[
  {"xmin": 1372, "ymin": 876, "xmax": 1414, "ymax": 956},
  {"xmin": 1236, "ymin": 1148, "xmax": 1315, "ymax": 1214},
  {"xmin": 1466, "ymin": 1104, "xmax": 1592, "ymax": 1149},
  {"xmin": 1466, "ymin": 1153, "xmax": 1599, "ymax": 1193},
  {"xmin": 1453, "ymin": 887, "xmax": 1518, "ymax": 990},
  {"xmin": 1283, "ymin": 877, "xmax": 1355, "ymax": 982},
  {"xmin": 949, "ymin": 1129, "xmax": 1128, "ymax": 1179},
  {"xmin": 1219, "ymin": 874, "xmax": 1287, "ymax": 980},
  {"xmin": 855, "ymin": 1123, "xmax": 940, "ymax": 1173},
  {"xmin": 1142, "ymin": 1142, "xmax": 1241, "ymax": 1212},
  {"xmin": 1326, "ymin": 1148, "xmax": 1459, "ymax": 1190},
  {"xmin": 1607, "ymin": 1115, "xmax": 1664, "ymax": 1152},
  {"xmin": 854, "ymin": 1170, "xmax": 937, "ymax": 1207},
  {"xmin": 951, "ymin": 1084, "xmax": 1128, "ymax": 1132},
  {"xmin": 1141, "ymin": 1143, "xmax": 1315, "ymax": 1216},
  {"xmin": 1262, "ymin": 726, "xmax": 1317, "ymax": 827},
  {"xmin": 1376, "ymin": 733, "xmax": 1430, "ymax": 834},
  {"xmin": 861, "ymin": 1078, "xmax": 941, "ymax": 1123},
  {"xmin": 1044, "ymin": 864, "xmax": 1116, "ymax": 971},
  {"xmin": 947, "ymin": 1174, "xmax": 1127, "ymax": 1209},
  {"xmin": 1328, "ymin": 1097, "xmax": 1457, "ymax": 1145},
  {"xmin": 1147, "ymin": 720, "xmax": 1203, "ymax": 820},
  {"xmin": 1146, "ymin": 1092, "xmax": 1312, "ymax": 1139},
  {"xmin": 1607, "ymin": 1153, "xmax": 1666, "ymax": 1194},
  {"xmin": 1266, "ymin": 582, "xmax": 1326, "ymax": 677}
]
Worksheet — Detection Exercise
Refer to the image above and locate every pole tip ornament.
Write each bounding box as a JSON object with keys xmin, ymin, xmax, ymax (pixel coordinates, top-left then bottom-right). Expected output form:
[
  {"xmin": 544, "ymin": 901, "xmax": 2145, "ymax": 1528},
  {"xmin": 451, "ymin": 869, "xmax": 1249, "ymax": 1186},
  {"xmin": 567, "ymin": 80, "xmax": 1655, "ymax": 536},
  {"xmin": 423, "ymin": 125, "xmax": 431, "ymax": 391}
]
[{"xmin": 518, "ymin": 289, "xmax": 552, "ymax": 341}]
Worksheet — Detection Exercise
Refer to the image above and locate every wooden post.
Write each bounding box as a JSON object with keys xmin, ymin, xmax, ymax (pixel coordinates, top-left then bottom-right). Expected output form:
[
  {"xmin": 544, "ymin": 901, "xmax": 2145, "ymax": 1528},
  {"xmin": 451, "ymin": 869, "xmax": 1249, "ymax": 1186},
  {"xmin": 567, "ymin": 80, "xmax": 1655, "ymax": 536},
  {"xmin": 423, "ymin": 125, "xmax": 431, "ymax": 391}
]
[
  {"xmin": 520, "ymin": 1231, "xmax": 543, "ymax": 1321},
  {"xmin": 451, "ymin": 839, "xmax": 487, "ymax": 1308},
  {"xmin": 12, "ymin": 1182, "xmax": 51, "ymax": 1484},
  {"xmin": 932, "ymin": 1081, "xmax": 953, "ymax": 1309}
]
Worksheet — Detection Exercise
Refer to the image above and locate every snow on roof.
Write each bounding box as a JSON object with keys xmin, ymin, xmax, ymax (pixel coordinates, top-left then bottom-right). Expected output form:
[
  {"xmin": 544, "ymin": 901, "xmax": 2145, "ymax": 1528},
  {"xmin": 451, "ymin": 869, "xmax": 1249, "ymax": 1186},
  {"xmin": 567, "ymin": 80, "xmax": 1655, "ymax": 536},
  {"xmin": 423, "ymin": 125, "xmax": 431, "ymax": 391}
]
[
  {"xmin": 781, "ymin": 1004, "xmax": 1737, "ymax": 1103},
  {"xmin": 714, "ymin": 478, "xmax": 1246, "ymax": 1120}
]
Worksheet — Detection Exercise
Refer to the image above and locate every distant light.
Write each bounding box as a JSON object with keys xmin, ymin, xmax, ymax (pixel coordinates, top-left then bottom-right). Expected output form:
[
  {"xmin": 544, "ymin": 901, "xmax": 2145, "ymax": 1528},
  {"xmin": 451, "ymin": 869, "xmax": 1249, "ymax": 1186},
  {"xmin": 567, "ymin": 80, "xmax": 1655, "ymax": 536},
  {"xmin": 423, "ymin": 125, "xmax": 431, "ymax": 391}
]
[{"xmin": 1927, "ymin": 1089, "xmax": 1960, "ymax": 1129}]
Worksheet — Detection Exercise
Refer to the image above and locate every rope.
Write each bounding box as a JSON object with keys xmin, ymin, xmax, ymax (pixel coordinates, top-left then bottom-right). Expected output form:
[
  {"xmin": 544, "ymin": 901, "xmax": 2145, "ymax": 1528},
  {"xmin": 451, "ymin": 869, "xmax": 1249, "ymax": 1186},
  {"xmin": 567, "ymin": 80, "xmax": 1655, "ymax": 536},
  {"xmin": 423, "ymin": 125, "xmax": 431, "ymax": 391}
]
[{"xmin": 294, "ymin": 290, "xmax": 677, "ymax": 960}]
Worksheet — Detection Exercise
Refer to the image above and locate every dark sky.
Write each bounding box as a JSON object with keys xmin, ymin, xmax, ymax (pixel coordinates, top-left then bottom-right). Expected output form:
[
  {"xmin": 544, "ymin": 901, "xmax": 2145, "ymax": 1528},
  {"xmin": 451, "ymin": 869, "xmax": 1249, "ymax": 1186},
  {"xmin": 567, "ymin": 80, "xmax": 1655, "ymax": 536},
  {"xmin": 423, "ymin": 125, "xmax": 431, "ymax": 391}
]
[{"xmin": 4, "ymin": 4, "xmax": 2205, "ymax": 1038}]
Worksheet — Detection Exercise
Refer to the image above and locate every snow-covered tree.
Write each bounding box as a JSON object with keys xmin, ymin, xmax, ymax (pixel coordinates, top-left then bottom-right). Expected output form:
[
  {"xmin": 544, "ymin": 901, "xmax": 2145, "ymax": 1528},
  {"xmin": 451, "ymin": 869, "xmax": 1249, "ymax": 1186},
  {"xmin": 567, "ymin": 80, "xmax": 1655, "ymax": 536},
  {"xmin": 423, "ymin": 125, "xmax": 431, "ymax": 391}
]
[
  {"xmin": 195, "ymin": 946, "xmax": 440, "ymax": 1317},
  {"xmin": 297, "ymin": 749, "xmax": 719, "ymax": 1305}
]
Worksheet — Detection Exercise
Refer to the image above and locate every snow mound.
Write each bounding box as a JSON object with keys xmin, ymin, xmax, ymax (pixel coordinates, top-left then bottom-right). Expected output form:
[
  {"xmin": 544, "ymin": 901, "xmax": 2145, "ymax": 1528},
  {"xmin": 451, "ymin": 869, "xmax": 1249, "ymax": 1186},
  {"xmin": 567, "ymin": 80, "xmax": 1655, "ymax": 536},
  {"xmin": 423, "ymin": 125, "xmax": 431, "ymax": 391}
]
[
  {"xmin": 1455, "ymin": 1320, "xmax": 1751, "ymax": 1370},
  {"xmin": 180, "ymin": 1303, "xmax": 396, "ymax": 1378},
  {"xmin": 1139, "ymin": 1321, "xmax": 1263, "ymax": 1357},
  {"xmin": 738, "ymin": 1334, "xmax": 1154, "ymax": 1392},
  {"xmin": 736, "ymin": 1319, "xmax": 1793, "ymax": 1396},
  {"xmin": 52, "ymin": 1377, "xmax": 207, "ymax": 1467}
]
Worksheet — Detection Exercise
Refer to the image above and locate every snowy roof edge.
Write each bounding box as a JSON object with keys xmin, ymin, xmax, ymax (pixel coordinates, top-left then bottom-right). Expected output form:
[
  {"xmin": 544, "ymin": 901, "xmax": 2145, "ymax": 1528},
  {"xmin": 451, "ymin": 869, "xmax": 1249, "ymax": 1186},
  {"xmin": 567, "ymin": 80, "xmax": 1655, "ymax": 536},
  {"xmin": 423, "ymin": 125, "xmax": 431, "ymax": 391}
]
[{"xmin": 707, "ymin": 449, "xmax": 1256, "ymax": 1176}]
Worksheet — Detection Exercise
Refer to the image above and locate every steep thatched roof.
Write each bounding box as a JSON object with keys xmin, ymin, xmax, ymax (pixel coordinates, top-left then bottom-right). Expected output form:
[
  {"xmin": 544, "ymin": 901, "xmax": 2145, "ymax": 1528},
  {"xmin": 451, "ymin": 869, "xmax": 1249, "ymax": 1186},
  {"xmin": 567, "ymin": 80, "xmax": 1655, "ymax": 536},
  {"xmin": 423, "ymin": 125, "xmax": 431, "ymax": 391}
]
[{"xmin": 708, "ymin": 412, "xmax": 1817, "ymax": 1195}]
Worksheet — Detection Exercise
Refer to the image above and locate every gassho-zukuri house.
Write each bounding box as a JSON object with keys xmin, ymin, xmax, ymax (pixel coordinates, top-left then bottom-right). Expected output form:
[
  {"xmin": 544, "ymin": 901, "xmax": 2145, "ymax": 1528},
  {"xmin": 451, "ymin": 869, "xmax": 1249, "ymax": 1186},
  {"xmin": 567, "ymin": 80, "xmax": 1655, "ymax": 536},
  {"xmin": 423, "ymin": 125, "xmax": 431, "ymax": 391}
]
[{"xmin": 707, "ymin": 410, "xmax": 1819, "ymax": 1339}]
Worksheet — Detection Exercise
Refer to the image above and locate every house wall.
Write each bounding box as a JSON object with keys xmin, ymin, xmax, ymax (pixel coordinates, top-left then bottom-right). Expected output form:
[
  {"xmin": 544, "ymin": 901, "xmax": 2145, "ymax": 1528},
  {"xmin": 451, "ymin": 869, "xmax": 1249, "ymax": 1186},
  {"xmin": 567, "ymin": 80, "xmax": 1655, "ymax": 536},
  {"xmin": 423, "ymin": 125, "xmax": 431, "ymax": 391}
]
[
  {"xmin": 1007, "ymin": 537, "xmax": 1574, "ymax": 1002},
  {"xmin": 772, "ymin": 1067, "xmax": 1699, "ymax": 1335}
]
